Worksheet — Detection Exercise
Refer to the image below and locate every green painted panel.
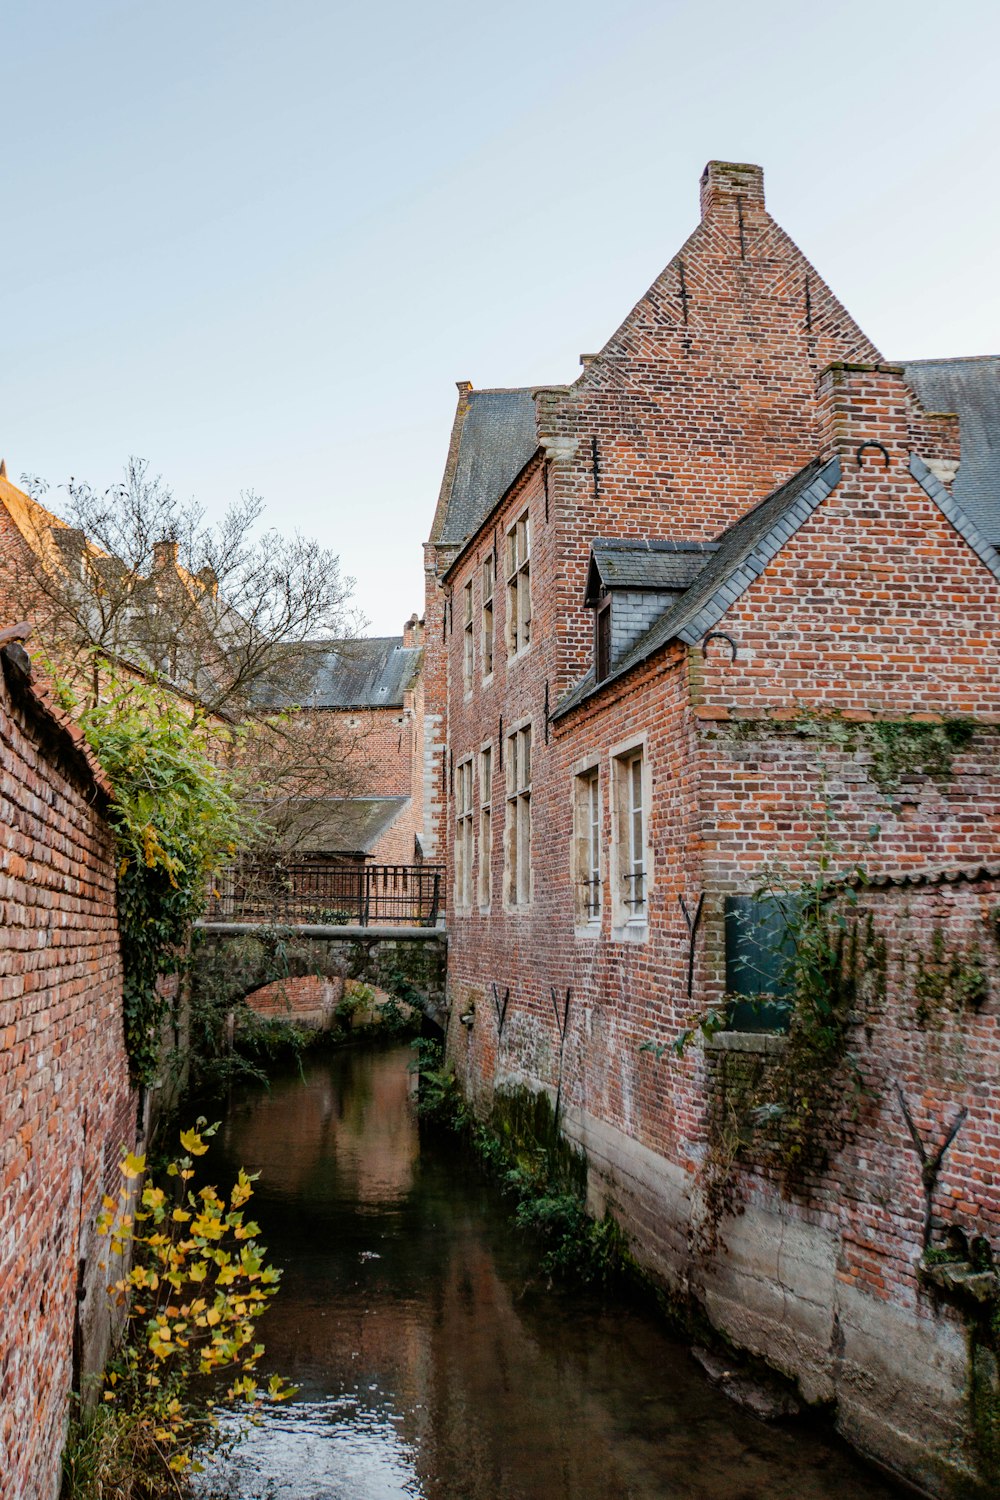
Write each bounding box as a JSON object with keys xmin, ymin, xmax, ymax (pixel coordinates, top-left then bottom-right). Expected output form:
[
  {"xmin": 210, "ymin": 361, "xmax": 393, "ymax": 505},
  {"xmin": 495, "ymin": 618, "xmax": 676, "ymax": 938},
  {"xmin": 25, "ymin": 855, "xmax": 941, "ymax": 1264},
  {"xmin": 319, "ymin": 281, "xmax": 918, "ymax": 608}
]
[{"xmin": 724, "ymin": 895, "xmax": 799, "ymax": 1033}]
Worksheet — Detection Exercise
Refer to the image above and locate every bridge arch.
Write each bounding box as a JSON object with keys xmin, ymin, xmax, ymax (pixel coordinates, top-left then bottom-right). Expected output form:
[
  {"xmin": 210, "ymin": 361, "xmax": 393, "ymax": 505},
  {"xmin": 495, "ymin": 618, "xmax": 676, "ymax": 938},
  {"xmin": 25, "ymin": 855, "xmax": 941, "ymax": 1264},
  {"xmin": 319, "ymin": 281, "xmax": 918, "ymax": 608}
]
[{"xmin": 191, "ymin": 923, "xmax": 448, "ymax": 1032}]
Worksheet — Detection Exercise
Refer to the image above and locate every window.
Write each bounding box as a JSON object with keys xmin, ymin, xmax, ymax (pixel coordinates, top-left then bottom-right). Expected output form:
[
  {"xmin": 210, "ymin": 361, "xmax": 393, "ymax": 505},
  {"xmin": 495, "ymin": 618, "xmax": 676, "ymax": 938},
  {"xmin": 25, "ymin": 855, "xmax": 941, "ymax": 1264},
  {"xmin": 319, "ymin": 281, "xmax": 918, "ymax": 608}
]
[
  {"xmin": 574, "ymin": 767, "xmax": 601, "ymax": 925},
  {"xmin": 455, "ymin": 757, "xmax": 474, "ymax": 910},
  {"xmin": 462, "ymin": 580, "xmax": 474, "ymax": 693},
  {"xmin": 478, "ymin": 745, "xmax": 493, "ymax": 908},
  {"xmin": 506, "ymin": 511, "xmax": 531, "ymax": 657},
  {"xmin": 613, "ymin": 747, "xmax": 647, "ymax": 926},
  {"xmin": 482, "ymin": 552, "xmax": 495, "ymax": 678},
  {"xmin": 505, "ymin": 723, "xmax": 532, "ymax": 906},
  {"xmin": 724, "ymin": 896, "xmax": 798, "ymax": 1033},
  {"xmin": 595, "ymin": 599, "xmax": 611, "ymax": 682}
]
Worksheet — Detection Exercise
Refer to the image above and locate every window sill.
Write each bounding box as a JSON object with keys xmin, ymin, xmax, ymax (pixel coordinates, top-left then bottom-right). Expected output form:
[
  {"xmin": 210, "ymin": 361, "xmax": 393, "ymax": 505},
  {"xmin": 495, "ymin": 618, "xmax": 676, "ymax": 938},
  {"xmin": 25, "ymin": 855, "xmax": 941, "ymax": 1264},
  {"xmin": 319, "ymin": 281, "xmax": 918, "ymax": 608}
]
[
  {"xmin": 704, "ymin": 1031, "xmax": 788, "ymax": 1056},
  {"xmin": 506, "ymin": 644, "xmax": 532, "ymax": 667},
  {"xmin": 611, "ymin": 920, "xmax": 648, "ymax": 944},
  {"xmin": 481, "ymin": 673, "xmax": 494, "ymax": 689}
]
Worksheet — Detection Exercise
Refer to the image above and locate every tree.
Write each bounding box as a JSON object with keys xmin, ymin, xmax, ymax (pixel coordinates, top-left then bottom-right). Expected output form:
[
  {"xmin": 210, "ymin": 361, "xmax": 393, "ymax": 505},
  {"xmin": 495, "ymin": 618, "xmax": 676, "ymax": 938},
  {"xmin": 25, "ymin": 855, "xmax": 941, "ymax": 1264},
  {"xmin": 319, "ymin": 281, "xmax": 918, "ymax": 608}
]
[
  {"xmin": 3, "ymin": 457, "xmax": 373, "ymax": 844},
  {"xmin": 8, "ymin": 457, "xmax": 360, "ymax": 715}
]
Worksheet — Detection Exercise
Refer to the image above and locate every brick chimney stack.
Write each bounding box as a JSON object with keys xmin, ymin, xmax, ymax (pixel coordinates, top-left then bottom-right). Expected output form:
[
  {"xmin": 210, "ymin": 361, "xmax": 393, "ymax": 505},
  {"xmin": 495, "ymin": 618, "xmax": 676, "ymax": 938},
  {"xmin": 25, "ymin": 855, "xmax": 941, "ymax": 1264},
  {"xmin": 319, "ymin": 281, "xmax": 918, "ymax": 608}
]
[
  {"xmin": 699, "ymin": 160, "xmax": 766, "ymax": 225},
  {"xmin": 152, "ymin": 537, "xmax": 179, "ymax": 572},
  {"xmin": 816, "ymin": 361, "xmax": 962, "ymax": 483},
  {"xmin": 403, "ymin": 612, "xmax": 424, "ymax": 648}
]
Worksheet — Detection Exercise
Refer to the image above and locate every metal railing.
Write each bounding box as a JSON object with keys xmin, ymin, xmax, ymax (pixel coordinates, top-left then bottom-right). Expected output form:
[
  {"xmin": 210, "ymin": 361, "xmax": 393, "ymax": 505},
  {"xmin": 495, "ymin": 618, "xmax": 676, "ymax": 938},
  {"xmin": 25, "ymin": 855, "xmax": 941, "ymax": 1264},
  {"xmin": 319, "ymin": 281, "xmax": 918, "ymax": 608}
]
[{"xmin": 205, "ymin": 862, "xmax": 445, "ymax": 928}]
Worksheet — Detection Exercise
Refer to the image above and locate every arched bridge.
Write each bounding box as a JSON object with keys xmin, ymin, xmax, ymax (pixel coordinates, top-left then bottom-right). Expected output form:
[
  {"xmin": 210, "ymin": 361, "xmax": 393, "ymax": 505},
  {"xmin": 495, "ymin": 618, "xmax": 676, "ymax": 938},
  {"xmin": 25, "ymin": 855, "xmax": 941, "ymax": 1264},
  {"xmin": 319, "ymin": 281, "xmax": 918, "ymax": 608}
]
[{"xmin": 194, "ymin": 863, "xmax": 448, "ymax": 1029}]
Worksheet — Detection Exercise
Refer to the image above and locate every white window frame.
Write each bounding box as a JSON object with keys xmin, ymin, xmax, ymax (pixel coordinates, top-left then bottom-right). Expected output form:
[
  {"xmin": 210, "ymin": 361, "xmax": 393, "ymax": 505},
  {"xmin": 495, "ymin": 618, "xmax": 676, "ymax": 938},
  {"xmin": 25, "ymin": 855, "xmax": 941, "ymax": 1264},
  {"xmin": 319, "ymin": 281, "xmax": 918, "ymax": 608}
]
[
  {"xmin": 462, "ymin": 579, "xmax": 474, "ymax": 696},
  {"xmin": 454, "ymin": 756, "xmax": 474, "ymax": 912},
  {"xmin": 504, "ymin": 721, "xmax": 532, "ymax": 908},
  {"xmin": 481, "ymin": 551, "xmax": 495, "ymax": 681},
  {"xmin": 611, "ymin": 738, "xmax": 650, "ymax": 938},
  {"xmin": 505, "ymin": 511, "xmax": 531, "ymax": 659},
  {"xmin": 573, "ymin": 763, "xmax": 602, "ymax": 932},
  {"xmin": 478, "ymin": 743, "xmax": 493, "ymax": 910}
]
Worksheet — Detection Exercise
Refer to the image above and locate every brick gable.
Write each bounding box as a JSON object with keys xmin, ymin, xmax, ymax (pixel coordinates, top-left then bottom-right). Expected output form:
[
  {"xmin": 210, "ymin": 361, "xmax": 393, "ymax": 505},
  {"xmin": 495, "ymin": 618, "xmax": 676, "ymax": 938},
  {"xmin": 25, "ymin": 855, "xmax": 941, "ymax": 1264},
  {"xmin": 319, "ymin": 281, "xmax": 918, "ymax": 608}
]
[{"xmin": 425, "ymin": 161, "xmax": 1000, "ymax": 1493}]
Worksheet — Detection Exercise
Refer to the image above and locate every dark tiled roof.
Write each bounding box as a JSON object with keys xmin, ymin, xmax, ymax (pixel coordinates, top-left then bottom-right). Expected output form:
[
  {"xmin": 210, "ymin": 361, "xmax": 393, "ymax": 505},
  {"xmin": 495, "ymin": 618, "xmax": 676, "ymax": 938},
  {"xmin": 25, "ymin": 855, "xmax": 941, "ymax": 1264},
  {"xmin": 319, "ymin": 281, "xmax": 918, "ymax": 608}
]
[
  {"xmin": 903, "ymin": 356, "xmax": 1000, "ymax": 543},
  {"xmin": 587, "ymin": 539, "xmax": 719, "ymax": 597},
  {"xmin": 850, "ymin": 862, "xmax": 1000, "ymax": 891},
  {"xmin": 437, "ymin": 390, "xmax": 538, "ymax": 546},
  {"xmin": 908, "ymin": 456, "xmax": 1000, "ymax": 586},
  {"xmin": 279, "ymin": 797, "xmax": 409, "ymax": 854},
  {"xmin": 555, "ymin": 458, "xmax": 840, "ymax": 719},
  {"xmin": 256, "ymin": 637, "xmax": 422, "ymax": 710}
]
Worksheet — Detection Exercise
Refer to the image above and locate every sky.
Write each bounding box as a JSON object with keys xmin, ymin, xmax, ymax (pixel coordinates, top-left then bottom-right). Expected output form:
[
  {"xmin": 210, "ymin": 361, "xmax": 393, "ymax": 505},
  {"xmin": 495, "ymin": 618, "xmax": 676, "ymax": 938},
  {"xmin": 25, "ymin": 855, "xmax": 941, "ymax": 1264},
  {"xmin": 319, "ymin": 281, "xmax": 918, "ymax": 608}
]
[{"xmin": 3, "ymin": 0, "xmax": 999, "ymax": 636}]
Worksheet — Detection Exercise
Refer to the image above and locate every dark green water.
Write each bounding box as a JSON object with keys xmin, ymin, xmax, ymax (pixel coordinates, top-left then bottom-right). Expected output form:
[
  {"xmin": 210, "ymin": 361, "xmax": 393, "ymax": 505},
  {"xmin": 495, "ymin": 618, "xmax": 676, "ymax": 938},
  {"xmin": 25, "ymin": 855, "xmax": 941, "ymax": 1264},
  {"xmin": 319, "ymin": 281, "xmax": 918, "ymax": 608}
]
[{"xmin": 196, "ymin": 1044, "xmax": 901, "ymax": 1500}]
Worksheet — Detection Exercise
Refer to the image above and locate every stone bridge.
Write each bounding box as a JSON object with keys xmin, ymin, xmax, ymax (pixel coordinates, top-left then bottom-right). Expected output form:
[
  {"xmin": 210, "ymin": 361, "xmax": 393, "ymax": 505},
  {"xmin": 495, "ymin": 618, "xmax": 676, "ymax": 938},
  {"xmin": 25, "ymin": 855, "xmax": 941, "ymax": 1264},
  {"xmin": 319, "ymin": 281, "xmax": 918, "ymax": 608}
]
[{"xmin": 191, "ymin": 920, "xmax": 449, "ymax": 1031}]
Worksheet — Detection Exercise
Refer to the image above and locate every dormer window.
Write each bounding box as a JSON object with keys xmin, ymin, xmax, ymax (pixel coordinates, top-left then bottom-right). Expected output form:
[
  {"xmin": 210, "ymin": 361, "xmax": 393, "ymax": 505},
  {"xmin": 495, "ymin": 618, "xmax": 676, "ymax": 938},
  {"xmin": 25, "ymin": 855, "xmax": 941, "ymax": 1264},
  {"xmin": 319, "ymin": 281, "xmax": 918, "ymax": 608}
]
[
  {"xmin": 584, "ymin": 538, "xmax": 720, "ymax": 682},
  {"xmin": 595, "ymin": 598, "xmax": 612, "ymax": 682}
]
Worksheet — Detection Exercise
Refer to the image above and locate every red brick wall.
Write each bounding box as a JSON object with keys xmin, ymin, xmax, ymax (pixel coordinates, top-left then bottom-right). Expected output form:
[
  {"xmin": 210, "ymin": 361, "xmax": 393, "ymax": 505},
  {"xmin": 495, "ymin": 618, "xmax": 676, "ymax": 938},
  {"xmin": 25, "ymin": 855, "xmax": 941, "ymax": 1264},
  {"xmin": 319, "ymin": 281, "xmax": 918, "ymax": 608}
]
[
  {"xmin": 298, "ymin": 668, "xmax": 426, "ymax": 866},
  {"xmin": 425, "ymin": 167, "xmax": 1000, "ymax": 1490},
  {"xmin": 540, "ymin": 161, "xmax": 882, "ymax": 694},
  {"xmin": 0, "ymin": 647, "xmax": 136, "ymax": 1500}
]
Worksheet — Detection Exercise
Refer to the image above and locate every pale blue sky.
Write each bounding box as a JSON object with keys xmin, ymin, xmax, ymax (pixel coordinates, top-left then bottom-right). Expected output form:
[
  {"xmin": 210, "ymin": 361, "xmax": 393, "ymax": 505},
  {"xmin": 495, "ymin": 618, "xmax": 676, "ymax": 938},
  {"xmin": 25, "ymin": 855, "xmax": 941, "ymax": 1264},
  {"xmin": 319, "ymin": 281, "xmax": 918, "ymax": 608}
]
[{"xmin": 3, "ymin": 0, "xmax": 999, "ymax": 634}]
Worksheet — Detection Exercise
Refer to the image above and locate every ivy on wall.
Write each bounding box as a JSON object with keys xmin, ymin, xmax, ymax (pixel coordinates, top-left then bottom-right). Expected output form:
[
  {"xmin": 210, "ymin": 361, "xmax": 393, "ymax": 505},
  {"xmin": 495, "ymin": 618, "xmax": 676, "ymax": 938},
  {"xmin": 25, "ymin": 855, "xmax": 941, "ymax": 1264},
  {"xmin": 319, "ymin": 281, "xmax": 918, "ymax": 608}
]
[{"xmin": 75, "ymin": 672, "xmax": 254, "ymax": 1085}]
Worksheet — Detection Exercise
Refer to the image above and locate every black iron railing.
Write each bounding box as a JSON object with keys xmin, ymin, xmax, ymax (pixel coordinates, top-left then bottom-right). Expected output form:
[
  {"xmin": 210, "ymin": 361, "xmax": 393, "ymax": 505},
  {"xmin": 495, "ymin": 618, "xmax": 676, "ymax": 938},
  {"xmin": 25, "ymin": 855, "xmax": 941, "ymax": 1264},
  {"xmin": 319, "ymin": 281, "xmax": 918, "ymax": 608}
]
[{"xmin": 205, "ymin": 862, "xmax": 445, "ymax": 927}]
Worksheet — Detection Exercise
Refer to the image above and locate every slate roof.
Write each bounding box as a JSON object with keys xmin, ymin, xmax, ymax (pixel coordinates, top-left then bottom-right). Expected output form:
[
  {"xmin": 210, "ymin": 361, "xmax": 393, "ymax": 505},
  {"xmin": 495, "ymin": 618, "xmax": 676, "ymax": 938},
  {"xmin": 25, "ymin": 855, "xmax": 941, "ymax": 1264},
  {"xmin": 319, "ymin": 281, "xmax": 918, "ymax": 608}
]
[
  {"xmin": 851, "ymin": 861, "xmax": 1000, "ymax": 891},
  {"xmin": 586, "ymin": 539, "xmax": 719, "ymax": 602},
  {"xmin": 903, "ymin": 356, "xmax": 1000, "ymax": 543},
  {"xmin": 256, "ymin": 637, "xmax": 422, "ymax": 710},
  {"xmin": 555, "ymin": 458, "xmax": 841, "ymax": 719},
  {"xmin": 278, "ymin": 797, "xmax": 409, "ymax": 854},
  {"xmin": 436, "ymin": 389, "xmax": 539, "ymax": 546}
]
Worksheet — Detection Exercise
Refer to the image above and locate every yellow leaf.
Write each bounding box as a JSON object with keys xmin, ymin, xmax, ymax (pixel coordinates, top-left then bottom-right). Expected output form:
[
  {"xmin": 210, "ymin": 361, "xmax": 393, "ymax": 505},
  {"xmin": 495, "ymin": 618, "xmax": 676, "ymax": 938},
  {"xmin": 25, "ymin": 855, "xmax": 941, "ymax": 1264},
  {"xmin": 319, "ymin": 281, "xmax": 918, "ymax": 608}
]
[
  {"xmin": 121, "ymin": 1151, "xmax": 146, "ymax": 1180},
  {"xmin": 179, "ymin": 1128, "xmax": 209, "ymax": 1156}
]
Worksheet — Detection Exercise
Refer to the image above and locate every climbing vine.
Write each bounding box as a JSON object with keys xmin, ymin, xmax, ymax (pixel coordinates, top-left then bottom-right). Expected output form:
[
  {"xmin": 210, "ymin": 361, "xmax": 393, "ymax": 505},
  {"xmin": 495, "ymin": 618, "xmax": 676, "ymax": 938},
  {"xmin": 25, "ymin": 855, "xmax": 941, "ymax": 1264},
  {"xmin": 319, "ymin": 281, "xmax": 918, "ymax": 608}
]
[
  {"xmin": 724, "ymin": 707, "xmax": 978, "ymax": 796},
  {"xmin": 645, "ymin": 854, "xmax": 885, "ymax": 1247},
  {"xmin": 75, "ymin": 670, "xmax": 256, "ymax": 1085},
  {"xmin": 913, "ymin": 926, "xmax": 989, "ymax": 1029}
]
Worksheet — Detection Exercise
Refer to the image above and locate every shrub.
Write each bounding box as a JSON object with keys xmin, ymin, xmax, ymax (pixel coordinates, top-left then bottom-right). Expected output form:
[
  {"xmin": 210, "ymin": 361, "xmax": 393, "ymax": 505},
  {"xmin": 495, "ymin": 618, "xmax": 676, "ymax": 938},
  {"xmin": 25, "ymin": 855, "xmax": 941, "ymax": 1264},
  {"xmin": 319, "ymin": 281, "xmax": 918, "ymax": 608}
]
[{"xmin": 64, "ymin": 1121, "xmax": 292, "ymax": 1497}]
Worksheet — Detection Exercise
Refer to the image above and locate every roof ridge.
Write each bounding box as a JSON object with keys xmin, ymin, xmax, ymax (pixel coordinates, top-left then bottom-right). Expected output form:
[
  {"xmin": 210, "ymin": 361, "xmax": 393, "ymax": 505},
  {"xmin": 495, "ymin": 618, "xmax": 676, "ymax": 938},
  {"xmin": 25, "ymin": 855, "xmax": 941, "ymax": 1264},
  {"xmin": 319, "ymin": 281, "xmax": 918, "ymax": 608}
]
[
  {"xmin": 900, "ymin": 354, "xmax": 1000, "ymax": 366},
  {"xmin": 592, "ymin": 537, "xmax": 721, "ymax": 553}
]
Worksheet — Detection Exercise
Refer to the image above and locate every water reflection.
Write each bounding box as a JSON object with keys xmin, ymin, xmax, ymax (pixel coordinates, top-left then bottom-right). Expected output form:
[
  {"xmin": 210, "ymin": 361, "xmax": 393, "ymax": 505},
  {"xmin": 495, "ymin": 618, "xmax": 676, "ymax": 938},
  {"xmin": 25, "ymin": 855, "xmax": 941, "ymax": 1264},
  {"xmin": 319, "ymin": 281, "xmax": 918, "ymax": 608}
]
[{"xmin": 198, "ymin": 1046, "xmax": 901, "ymax": 1500}]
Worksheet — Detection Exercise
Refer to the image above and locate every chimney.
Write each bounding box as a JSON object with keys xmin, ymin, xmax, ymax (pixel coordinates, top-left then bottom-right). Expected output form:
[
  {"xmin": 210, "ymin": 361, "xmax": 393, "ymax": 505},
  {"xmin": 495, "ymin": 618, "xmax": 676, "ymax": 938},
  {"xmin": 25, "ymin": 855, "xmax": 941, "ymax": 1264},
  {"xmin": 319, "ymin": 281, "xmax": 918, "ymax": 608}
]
[
  {"xmin": 699, "ymin": 160, "xmax": 765, "ymax": 222},
  {"xmin": 816, "ymin": 362, "xmax": 914, "ymax": 469},
  {"xmin": 197, "ymin": 564, "xmax": 219, "ymax": 599},
  {"xmin": 403, "ymin": 612, "xmax": 424, "ymax": 648},
  {"xmin": 152, "ymin": 537, "xmax": 179, "ymax": 573}
]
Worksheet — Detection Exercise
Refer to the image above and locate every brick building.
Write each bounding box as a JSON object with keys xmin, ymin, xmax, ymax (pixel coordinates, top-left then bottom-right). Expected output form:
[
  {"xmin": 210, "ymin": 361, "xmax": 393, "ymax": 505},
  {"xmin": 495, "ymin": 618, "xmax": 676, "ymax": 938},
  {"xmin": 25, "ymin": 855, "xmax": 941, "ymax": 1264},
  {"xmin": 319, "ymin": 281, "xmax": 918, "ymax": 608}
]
[
  {"xmin": 424, "ymin": 161, "xmax": 1000, "ymax": 1493},
  {"xmin": 0, "ymin": 629, "xmax": 138, "ymax": 1500},
  {"xmin": 255, "ymin": 620, "xmax": 426, "ymax": 867}
]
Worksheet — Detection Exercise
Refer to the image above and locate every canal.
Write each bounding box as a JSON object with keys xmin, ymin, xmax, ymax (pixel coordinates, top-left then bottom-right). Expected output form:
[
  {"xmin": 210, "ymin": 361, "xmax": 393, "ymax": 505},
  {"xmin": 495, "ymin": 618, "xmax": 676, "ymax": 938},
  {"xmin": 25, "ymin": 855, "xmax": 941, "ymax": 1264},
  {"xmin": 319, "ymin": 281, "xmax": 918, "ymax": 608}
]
[{"xmin": 196, "ymin": 1043, "xmax": 902, "ymax": 1500}]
